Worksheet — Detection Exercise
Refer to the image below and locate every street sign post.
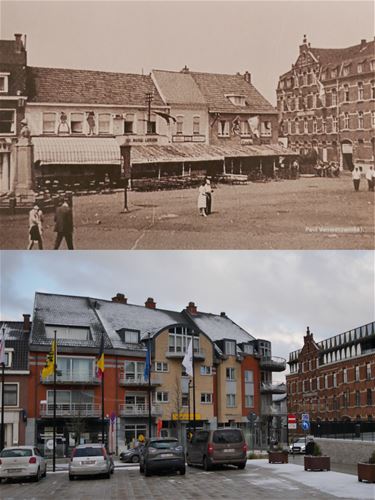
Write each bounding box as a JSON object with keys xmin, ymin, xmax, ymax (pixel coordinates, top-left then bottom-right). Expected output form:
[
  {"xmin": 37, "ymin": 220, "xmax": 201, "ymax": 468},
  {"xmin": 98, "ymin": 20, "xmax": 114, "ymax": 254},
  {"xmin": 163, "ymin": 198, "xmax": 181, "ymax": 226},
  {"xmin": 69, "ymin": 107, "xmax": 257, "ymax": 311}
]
[{"xmin": 288, "ymin": 414, "xmax": 297, "ymax": 430}]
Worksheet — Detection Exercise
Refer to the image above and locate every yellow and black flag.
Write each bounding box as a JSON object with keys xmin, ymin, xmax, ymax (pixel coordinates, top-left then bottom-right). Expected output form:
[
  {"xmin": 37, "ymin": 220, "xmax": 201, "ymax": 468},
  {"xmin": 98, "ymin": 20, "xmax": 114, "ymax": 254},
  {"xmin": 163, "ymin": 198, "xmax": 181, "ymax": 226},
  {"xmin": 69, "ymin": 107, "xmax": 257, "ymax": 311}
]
[
  {"xmin": 96, "ymin": 334, "xmax": 105, "ymax": 379},
  {"xmin": 41, "ymin": 340, "xmax": 56, "ymax": 379}
]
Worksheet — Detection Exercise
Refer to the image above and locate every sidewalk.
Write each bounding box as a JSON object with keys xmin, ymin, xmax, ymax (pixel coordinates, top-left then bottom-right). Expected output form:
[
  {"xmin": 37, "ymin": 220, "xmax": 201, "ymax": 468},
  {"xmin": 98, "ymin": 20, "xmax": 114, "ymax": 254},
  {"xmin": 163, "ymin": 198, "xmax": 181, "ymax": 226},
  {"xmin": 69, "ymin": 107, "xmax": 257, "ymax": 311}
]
[{"xmin": 247, "ymin": 459, "xmax": 374, "ymax": 499}]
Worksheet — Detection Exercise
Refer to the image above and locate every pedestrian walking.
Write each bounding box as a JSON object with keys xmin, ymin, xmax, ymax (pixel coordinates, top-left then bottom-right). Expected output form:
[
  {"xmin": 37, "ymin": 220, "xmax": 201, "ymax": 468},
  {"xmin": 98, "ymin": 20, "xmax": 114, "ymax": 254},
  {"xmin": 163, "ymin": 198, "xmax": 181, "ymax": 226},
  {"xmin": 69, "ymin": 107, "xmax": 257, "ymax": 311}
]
[
  {"xmin": 352, "ymin": 166, "xmax": 361, "ymax": 191},
  {"xmin": 365, "ymin": 166, "xmax": 374, "ymax": 191},
  {"xmin": 197, "ymin": 180, "xmax": 207, "ymax": 217},
  {"xmin": 204, "ymin": 177, "xmax": 213, "ymax": 215},
  {"xmin": 54, "ymin": 198, "xmax": 74, "ymax": 249},
  {"xmin": 27, "ymin": 204, "xmax": 43, "ymax": 250}
]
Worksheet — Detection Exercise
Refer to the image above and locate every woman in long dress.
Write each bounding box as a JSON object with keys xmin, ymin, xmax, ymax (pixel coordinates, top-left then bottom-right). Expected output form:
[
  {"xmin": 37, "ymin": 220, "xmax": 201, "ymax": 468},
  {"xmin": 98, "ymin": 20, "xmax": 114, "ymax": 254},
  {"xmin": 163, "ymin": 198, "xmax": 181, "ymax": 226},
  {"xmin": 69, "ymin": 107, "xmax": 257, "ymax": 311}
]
[
  {"xmin": 28, "ymin": 205, "xmax": 44, "ymax": 249},
  {"xmin": 197, "ymin": 181, "xmax": 207, "ymax": 217}
]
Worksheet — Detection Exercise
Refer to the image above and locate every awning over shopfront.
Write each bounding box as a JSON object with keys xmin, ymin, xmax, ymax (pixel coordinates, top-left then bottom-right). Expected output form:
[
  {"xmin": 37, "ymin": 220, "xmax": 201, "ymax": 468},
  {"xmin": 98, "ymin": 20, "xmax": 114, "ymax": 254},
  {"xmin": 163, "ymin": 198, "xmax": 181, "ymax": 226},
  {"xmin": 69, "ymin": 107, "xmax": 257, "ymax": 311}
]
[
  {"xmin": 130, "ymin": 143, "xmax": 297, "ymax": 164},
  {"xmin": 32, "ymin": 137, "xmax": 121, "ymax": 165}
]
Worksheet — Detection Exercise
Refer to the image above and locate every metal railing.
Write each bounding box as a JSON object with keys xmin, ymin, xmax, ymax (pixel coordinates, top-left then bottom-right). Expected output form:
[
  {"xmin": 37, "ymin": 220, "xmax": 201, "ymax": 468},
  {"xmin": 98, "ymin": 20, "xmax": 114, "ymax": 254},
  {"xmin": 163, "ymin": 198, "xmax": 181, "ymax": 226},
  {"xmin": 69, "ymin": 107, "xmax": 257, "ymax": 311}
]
[
  {"xmin": 260, "ymin": 382, "xmax": 287, "ymax": 394},
  {"xmin": 40, "ymin": 402, "xmax": 101, "ymax": 417},
  {"xmin": 119, "ymin": 374, "xmax": 161, "ymax": 386},
  {"xmin": 259, "ymin": 356, "xmax": 286, "ymax": 371},
  {"xmin": 119, "ymin": 404, "xmax": 162, "ymax": 417},
  {"xmin": 166, "ymin": 348, "xmax": 205, "ymax": 359},
  {"xmin": 41, "ymin": 370, "xmax": 100, "ymax": 384}
]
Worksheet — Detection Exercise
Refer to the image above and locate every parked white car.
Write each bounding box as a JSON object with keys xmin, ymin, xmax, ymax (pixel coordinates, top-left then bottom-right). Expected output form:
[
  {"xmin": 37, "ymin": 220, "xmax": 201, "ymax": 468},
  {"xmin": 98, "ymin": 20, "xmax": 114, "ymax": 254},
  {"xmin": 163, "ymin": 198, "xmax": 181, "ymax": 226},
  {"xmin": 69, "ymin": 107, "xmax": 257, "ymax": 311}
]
[
  {"xmin": 289, "ymin": 438, "xmax": 306, "ymax": 454},
  {"xmin": 0, "ymin": 446, "xmax": 47, "ymax": 482}
]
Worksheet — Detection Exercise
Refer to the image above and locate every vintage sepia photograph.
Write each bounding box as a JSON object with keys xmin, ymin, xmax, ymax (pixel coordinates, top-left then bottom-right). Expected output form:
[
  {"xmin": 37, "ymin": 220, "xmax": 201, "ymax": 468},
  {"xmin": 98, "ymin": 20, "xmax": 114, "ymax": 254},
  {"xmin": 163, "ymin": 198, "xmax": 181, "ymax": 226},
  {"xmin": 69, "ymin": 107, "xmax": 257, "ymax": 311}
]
[{"xmin": 0, "ymin": 0, "xmax": 374, "ymax": 249}]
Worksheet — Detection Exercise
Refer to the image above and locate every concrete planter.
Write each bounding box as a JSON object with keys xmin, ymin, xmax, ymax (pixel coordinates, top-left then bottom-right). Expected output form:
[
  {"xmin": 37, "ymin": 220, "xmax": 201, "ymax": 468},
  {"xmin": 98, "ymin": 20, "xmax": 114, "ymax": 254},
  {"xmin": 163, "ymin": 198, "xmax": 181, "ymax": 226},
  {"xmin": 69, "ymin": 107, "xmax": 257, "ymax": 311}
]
[
  {"xmin": 357, "ymin": 463, "xmax": 375, "ymax": 483},
  {"xmin": 268, "ymin": 451, "xmax": 288, "ymax": 464},
  {"xmin": 304, "ymin": 455, "xmax": 330, "ymax": 471}
]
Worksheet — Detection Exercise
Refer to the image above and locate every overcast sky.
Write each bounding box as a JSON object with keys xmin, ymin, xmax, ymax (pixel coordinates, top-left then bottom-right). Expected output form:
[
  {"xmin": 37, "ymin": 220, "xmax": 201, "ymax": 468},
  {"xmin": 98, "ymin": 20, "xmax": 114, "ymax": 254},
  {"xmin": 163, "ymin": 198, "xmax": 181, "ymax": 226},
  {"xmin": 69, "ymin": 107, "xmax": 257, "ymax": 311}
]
[
  {"xmin": 1, "ymin": 0, "xmax": 374, "ymax": 104},
  {"xmin": 1, "ymin": 250, "xmax": 374, "ymax": 381}
]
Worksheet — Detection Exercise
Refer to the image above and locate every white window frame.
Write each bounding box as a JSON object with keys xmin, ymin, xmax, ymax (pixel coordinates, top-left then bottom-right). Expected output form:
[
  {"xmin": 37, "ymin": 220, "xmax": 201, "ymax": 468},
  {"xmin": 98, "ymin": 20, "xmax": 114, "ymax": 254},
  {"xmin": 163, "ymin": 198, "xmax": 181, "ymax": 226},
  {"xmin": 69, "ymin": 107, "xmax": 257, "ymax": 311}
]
[
  {"xmin": 225, "ymin": 341, "xmax": 235, "ymax": 356},
  {"xmin": 193, "ymin": 115, "xmax": 200, "ymax": 135},
  {"xmin": 42, "ymin": 111, "xmax": 57, "ymax": 134},
  {"xmin": 124, "ymin": 113, "xmax": 135, "ymax": 134},
  {"xmin": 0, "ymin": 108, "xmax": 16, "ymax": 135},
  {"xmin": 200, "ymin": 365, "xmax": 212, "ymax": 375},
  {"xmin": 357, "ymin": 63, "xmax": 363, "ymax": 74},
  {"xmin": 176, "ymin": 115, "xmax": 184, "ymax": 135},
  {"xmin": 358, "ymin": 82, "xmax": 364, "ymax": 101},
  {"xmin": 154, "ymin": 362, "xmax": 168, "ymax": 372},
  {"xmin": 226, "ymin": 367, "xmax": 236, "ymax": 381},
  {"xmin": 156, "ymin": 391, "xmax": 169, "ymax": 403},
  {"xmin": 245, "ymin": 394, "xmax": 254, "ymax": 408},
  {"xmin": 343, "ymin": 368, "xmax": 348, "ymax": 383},
  {"xmin": 4, "ymin": 349, "xmax": 14, "ymax": 368},
  {"xmin": 358, "ymin": 111, "xmax": 364, "ymax": 129},
  {"xmin": 218, "ymin": 120, "xmax": 230, "ymax": 137},
  {"xmin": 0, "ymin": 72, "xmax": 9, "ymax": 93},
  {"xmin": 225, "ymin": 94, "xmax": 246, "ymax": 106},
  {"xmin": 45, "ymin": 325, "xmax": 92, "ymax": 341},
  {"xmin": 70, "ymin": 112, "xmax": 85, "ymax": 134},
  {"xmin": 98, "ymin": 113, "xmax": 112, "ymax": 135},
  {"xmin": 0, "ymin": 382, "xmax": 19, "ymax": 407},
  {"xmin": 226, "ymin": 394, "xmax": 236, "ymax": 408},
  {"xmin": 200, "ymin": 393, "xmax": 213, "ymax": 404}
]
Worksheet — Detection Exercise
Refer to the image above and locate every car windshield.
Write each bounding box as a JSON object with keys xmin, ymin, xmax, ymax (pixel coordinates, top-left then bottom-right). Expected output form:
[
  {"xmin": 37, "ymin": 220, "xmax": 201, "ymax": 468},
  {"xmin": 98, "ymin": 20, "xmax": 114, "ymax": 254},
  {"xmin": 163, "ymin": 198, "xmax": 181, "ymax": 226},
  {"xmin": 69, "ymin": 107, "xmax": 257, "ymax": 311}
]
[
  {"xmin": 213, "ymin": 430, "xmax": 243, "ymax": 444},
  {"xmin": 294, "ymin": 440, "xmax": 305, "ymax": 445},
  {"xmin": 1, "ymin": 449, "xmax": 32, "ymax": 457},
  {"xmin": 74, "ymin": 447, "xmax": 103, "ymax": 457},
  {"xmin": 149, "ymin": 440, "xmax": 179, "ymax": 449}
]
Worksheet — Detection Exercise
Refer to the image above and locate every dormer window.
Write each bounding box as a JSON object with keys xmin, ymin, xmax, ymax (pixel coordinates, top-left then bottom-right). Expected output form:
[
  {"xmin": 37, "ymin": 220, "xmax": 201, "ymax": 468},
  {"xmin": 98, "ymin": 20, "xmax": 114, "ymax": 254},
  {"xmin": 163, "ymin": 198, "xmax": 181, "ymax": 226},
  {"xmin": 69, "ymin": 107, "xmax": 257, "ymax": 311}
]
[
  {"xmin": 225, "ymin": 340, "xmax": 236, "ymax": 355},
  {"xmin": 242, "ymin": 344, "xmax": 253, "ymax": 354},
  {"xmin": 117, "ymin": 328, "xmax": 140, "ymax": 344},
  {"xmin": 226, "ymin": 94, "xmax": 246, "ymax": 106},
  {"xmin": 45, "ymin": 325, "xmax": 92, "ymax": 341},
  {"xmin": 0, "ymin": 73, "xmax": 9, "ymax": 93},
  {"xmin": 4, "ymin": 349, "xmax": 13, "ymax": 368},
  {"xmin": 343, "ymin": 65, "xmax": 350, "ymax": 76},
  {"xmin": 357, "ymin": 63, "xmax": 363, "ymax": 73},
  {"xmin": 331, "ymin": 68, "xmax": 338, "ymax": 79}
]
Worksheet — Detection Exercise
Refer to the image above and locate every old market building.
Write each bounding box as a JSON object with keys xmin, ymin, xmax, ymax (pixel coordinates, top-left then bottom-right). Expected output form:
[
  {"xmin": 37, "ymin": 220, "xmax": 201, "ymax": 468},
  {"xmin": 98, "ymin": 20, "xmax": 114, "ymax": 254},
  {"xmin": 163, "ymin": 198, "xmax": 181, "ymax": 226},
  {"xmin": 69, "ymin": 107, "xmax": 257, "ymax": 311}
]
[
  {"xmin": 10, "ymin": 290, "xmax": 287, "ymax": 456},
  {"xmin": 287, "ymin": 322, "xmax": 375, "ymax": 438},
  {"xmin": 277, "ymin": 35, "xmax": 375, "ymax": 170}
]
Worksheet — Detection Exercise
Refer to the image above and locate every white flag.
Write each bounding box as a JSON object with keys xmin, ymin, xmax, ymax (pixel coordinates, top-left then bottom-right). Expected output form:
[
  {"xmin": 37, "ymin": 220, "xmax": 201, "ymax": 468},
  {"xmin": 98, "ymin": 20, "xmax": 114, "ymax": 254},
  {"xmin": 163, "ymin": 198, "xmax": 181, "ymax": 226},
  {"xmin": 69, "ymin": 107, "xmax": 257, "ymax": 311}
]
[
  {"xmin": 182, "ymin": 339, "xmax": 193, "ymax": 377},
  {"xmin": 0, "ymin": 329, "xmax": 6, "ymax": 365}
]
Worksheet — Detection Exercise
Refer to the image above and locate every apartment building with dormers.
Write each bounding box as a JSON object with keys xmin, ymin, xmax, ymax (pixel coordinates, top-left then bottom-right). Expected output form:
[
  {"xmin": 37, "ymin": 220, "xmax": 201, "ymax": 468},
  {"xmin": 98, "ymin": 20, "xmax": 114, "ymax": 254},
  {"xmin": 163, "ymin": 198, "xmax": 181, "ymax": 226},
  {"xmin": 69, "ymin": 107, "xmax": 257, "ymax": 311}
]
[
  {"xmin": 287, "ymin": 322, "xmax": 375, "ymax": 434},
  {"xmin": 18, "ymin": 291, "xmax": 285, "ymax": 455},
  {"xmin": 277, "ymin": 35, "xmax": 375, "ymax": 170}
]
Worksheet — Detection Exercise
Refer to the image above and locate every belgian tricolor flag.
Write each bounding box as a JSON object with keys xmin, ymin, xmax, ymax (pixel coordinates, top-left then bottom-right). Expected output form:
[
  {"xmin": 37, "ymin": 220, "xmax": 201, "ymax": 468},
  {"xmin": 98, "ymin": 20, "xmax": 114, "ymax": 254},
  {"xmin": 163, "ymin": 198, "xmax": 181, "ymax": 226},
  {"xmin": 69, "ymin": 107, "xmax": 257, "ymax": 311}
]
[{"xmin": 96, "ymin": 334, "xmax": 105, "ymax": 379}]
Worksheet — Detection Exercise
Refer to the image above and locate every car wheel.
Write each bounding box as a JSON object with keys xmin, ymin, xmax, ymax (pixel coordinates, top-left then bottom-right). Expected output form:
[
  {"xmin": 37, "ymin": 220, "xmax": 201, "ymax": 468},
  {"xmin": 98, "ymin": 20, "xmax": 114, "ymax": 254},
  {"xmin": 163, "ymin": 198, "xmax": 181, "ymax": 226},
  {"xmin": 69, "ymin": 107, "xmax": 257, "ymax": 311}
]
[
  {"xmin": 179, "ymin": 467, "xmax": 186, "ymax": 475},
  {"xmin": 203, "ymin": 456, "xmax": 212, "ymax": 471},
  {"xmin": 131, "ymin": 455, "xmax": 140, "ymax": 463},
  {"xmin": 238, "ymin": 462, "xmax": 246, "ymax": 470},
  {"xmin": 69, "ymin": 475, "xmax": 75, "ymax": 481},
  {"xmin": 32, "ymin": 467, "xmax": 41, "ymax": 482},
  {"xmin": 186, "ymin": 455, "xmax": 193, "ymax": 467}
]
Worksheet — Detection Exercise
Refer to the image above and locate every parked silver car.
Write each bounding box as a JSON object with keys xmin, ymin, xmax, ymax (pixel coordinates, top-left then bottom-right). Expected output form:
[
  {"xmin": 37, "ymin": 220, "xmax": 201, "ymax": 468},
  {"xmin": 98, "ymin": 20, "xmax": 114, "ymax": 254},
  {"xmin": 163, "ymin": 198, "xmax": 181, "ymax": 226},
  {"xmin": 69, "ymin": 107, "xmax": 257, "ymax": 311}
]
[
  {"xmin": 0, "ymin": 446, "xmax": 47, "ymax": 482},
  {"xmin": 69, "ymin": 444, "xmax": 114, "ymax": 480}
]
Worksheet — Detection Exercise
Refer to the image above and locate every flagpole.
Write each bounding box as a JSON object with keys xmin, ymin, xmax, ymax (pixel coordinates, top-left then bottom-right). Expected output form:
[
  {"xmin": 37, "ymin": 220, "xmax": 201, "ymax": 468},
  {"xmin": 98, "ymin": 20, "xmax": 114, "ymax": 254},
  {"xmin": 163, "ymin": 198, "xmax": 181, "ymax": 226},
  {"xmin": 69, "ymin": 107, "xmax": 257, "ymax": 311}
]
[
  {"xmin": 147, "ymin": 333, "xmax": 152, "ymax": 439},
  {"xmin": 101, "ymin": 369, "xmax": 105, "ymax": 446},
  {"xmin": 52, "ymin": 330, "xmax": 57, "ymax": 472},
  {"xmin": 192, "ymin": 333, "xmax": 196, "ymax": 433}
]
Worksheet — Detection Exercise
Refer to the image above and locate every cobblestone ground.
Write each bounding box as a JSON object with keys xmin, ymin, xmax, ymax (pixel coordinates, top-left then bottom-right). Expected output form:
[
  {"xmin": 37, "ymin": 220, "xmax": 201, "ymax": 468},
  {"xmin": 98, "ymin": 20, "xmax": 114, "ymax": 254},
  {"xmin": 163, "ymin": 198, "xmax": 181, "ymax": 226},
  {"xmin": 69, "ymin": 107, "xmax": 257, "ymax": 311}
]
[
  {"xmin": 1, "ymin": 175, "xmax": 374, "ymax": 249},
  {"xmin": 0, "ymin": 463, "xmax": 347, "ymax": 500}
]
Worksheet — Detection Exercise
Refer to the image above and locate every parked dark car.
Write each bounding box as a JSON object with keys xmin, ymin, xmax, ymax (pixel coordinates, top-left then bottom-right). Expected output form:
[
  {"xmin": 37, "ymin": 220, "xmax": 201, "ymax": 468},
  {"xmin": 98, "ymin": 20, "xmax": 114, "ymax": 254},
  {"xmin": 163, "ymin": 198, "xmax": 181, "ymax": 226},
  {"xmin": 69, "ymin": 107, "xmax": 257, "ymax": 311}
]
[
  {"xmin": 139, "ymin": 437, "xmax": 185, "ymax": 477},
  {"xmin": 187, "ymin": 428, "xmax": 247, "ymax": 470},
  {"xmin": 120, "ymin": 446, "xmax": 144, "ymax": 463}
]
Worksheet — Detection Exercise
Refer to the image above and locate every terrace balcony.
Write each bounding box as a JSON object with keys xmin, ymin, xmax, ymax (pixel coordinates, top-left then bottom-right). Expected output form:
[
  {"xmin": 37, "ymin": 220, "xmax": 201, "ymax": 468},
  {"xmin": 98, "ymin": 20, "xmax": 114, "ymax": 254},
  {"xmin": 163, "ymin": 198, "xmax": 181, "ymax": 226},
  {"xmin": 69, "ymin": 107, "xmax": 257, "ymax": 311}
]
[
  {"xmin": 118, "ymin": 404, "xmax": 162, "ymax": 417},
  {"xmin": 260, "ymin": 382, "xmax": 287, "ymax": 395},
  {"xmin": 259, "ymin": 356, "xmax": 286, "ymax": 372},
  {"xmin": 40, "ymin": 402, "xmax": 101, "ymax": 418},
  {"xmin": 40, "ymin": 370, "xmax": 100, "ymax": 385},
  {"xmin": 165, "ymin": 348, "xmax": 205, "ymax": 360},
  {"xmin": 119, "ymin": 374, "xmax": 162, "ymax": 387}
]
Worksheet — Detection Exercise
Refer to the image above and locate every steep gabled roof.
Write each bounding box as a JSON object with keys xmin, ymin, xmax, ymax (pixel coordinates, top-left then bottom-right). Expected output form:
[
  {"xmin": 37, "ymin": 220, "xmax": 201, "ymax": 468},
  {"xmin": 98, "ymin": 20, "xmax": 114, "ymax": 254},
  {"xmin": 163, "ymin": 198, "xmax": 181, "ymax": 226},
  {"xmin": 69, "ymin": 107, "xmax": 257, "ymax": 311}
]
[
  {"xmin": 186, "ymin": 311, "xmax": 255, "ymax": 343},
  {"xmin": 152, "ymin": 70, "xmax": 207, "ymax": 105},
  {"xmin": 310, "ymin": 39, "xmax": 375, "ymax": 66},
  {"xmin": 190, "ymin": 72, "xmax": 276, "ymax": 114},
  {"xmin": 27, "ymin": 66, "xmax": 165, "ymax": 106}
]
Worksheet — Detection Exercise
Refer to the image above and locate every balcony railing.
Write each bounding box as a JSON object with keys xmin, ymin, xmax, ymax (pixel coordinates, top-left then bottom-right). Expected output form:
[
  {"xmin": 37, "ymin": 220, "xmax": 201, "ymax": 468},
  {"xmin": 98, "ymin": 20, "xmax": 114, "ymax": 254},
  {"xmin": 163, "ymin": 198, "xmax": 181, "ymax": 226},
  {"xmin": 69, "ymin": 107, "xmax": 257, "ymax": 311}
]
[
  {"xmin": 259, "ymin": 356, "xmax": 286, "ymax": 372},
  {"xmin": 119, "ymin": 374, "xmax": 161, "ymax": 386},
  {"xmin": 165, "ymin": 348, "xmax": 205, "ymax": 360},
  {"xmin": 260, "ymin": 382, "xmax": 287, "ymax": 394},
  {"xmin": 40, "ymin": 402, "xmax": 101, "ymax": 418},
  {"xmin": 41, "ymin": 370, "xmax": 100, "ymax": 385},
  {"xmin": 119, "ymin": 404, "xmax": 162, "ymax": 417}
]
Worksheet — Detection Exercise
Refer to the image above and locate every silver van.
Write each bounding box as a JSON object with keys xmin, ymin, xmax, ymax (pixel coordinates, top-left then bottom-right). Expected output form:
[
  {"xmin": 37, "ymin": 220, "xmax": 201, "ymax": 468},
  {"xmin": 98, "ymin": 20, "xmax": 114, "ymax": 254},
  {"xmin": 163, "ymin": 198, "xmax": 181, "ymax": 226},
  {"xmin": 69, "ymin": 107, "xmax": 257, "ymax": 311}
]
[{"xmin": 187, "ymin": 428, "xmax": 247, "ymax": 470}]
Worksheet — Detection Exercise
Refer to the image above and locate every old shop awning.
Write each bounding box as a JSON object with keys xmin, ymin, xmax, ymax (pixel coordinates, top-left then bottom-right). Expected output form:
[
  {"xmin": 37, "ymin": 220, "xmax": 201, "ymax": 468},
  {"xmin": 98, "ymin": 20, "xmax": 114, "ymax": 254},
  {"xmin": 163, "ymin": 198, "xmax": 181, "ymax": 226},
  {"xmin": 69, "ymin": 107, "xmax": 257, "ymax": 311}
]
[
  {"xmin": 33, "ymin": 137, "xmax": 121, "ymax": 165},
  {"xmin": 130, "ymin": 143, "xmax": 297, "ymax": 164}
]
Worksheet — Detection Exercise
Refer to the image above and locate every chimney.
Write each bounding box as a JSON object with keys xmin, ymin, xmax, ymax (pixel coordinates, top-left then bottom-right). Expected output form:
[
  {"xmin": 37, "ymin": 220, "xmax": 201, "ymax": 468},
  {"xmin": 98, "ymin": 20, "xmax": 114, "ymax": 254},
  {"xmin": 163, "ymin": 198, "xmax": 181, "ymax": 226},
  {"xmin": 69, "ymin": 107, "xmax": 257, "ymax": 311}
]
[
  {"xmin": 111, "ymin": 293, "xmax": 128, "ymax": 304},
  {"xmin": 145, "ymin": 297, "xmax": 156, "ymax": 309},
  {"xmin": 14, "ymin": 33, "xmax": 23, "ymax": 53},
  {"xmin": 181, "ymin": 65, "xmax": 190, "ymax": 73},
  {"xmin": 220, "ymin": 312, "xmax": 226, "ymax": 317},
  {"xmin": 186, "ymin": 301, "xmax": 197, "ymax": 315},
  {"xmin": 244, "ymin": 71, "xmax": 251, "ymax": 84},
  {"xmin": 23, "ymin": 314, "xmax": 31, "ymax": 332},
  {"xmin": 360, "ymin": 39, "xmax": 366, "ymax": 47}
]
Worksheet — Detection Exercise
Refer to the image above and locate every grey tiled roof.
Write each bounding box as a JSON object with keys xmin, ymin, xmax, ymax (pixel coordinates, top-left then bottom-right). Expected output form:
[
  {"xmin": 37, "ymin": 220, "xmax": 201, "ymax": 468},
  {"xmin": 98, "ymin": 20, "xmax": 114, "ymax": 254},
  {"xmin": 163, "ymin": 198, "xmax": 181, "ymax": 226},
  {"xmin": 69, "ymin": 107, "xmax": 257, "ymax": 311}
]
[
  {"xmin": 0, "ymin": 321, "xmax": 29, "ymax": 370},
  {"xmin": 27, "ymin": 66, "xmax": 165, "ymax": 106},
  {"xmin": 190, "ymin": 72, "xmax": 276, "ymax": 114},
  {"xmin": 310, "ymin": 39, "xmax": 375, "ymax": 66},
  {"xmin": 186, "ymin": 311, "xmax": 255, "ymax": 343}
]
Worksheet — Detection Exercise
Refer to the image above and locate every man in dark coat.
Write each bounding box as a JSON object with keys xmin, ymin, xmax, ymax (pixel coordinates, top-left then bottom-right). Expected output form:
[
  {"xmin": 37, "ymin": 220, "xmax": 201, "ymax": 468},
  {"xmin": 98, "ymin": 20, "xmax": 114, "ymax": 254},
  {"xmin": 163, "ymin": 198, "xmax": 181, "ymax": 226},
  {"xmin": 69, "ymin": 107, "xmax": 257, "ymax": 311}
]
[{"xmin": 54, "ymin": 199, "xmax": 74, "ymax": 250}]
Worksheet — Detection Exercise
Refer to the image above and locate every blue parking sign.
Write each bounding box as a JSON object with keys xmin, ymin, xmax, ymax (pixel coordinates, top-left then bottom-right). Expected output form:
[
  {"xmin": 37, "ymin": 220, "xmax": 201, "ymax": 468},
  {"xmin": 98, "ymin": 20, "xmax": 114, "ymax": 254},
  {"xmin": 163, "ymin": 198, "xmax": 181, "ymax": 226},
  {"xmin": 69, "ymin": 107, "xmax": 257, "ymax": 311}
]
[{"xmin": 302, "ymin": 420, "xmax": 310, "ymax": 431}]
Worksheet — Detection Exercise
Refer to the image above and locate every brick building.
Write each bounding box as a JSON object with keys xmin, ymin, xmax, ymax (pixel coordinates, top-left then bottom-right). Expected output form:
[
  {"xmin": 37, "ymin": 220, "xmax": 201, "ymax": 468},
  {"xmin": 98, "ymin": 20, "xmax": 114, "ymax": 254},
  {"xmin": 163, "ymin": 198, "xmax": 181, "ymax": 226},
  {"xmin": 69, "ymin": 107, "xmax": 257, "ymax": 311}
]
[
  {"xmin": 277, "ymin": 35, "xmax": 375, "ymax": 170},
  {"xmin": 14, "ymin": 291, "xmax": 286, "ymax": 454},
  {"xmin": 287, "ymin": 322, "xmax": 375, "ymax": 436},
  {"xmin": 0, "ymin": 317, "xmax": 31, "ymax": 447}
]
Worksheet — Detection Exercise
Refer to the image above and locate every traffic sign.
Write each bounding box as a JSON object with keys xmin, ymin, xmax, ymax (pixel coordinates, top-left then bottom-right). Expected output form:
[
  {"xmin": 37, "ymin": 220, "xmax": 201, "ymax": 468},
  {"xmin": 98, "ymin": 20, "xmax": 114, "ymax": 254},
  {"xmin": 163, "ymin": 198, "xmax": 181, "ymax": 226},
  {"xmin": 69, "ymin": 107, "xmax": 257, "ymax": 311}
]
[
  {"xmin": 302, "ymin": 413, "xmax": 310, "ymax": 422},
  {"xmin": 288, "ymin": 414, "xmax": 297, "ymax": 430},
  {"xmin": 302, "ymin": 421, "xmax": 310, "ymax": 431}
]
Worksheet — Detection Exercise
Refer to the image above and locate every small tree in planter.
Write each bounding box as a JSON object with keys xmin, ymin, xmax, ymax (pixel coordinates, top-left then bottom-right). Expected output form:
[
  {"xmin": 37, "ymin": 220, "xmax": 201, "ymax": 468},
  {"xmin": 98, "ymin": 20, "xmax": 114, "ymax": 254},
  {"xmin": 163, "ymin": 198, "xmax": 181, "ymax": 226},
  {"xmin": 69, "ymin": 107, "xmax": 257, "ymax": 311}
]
[
  {"xmin": 357, "ymin": 450, "xmax": 375, "ymax": 483},
  {"xmin": 268, "ymin": 444, "xmax": 288, "ymax": 464},
  {"xmin": 304, "ymin": 442, "xmax": 330, "ymax": 471}
]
